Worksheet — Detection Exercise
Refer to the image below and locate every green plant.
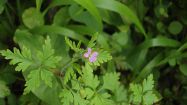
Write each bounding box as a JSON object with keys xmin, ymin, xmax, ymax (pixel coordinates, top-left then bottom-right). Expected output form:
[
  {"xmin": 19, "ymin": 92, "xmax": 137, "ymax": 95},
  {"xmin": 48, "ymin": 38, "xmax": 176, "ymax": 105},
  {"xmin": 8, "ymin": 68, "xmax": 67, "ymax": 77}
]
[{"xmin": 1, "ymin": 0, "xmax": 187, "ymax": 105}]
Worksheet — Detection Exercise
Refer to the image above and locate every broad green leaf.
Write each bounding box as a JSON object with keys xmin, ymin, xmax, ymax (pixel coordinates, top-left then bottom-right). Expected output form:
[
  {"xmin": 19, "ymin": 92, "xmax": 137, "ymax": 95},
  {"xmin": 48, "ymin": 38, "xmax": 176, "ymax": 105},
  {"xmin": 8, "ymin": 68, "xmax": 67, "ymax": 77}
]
[
  {"xmin": 53, "ymin": 7, "xmax": 70, "ymax": 26},
  {"xmin": 93, "ymin": 0, "xmax": 146, "ymax": 36},
  {"xmin": 168, "ymin": 21, "xmax": 183, "ymax": 35},
  {"xmin": 30, "ymin": 25, "xmax": 89, "ymax": 44},
  {"xmin": 73, "ymin": 0, "xmax": 103, "ymax": 31},
  {"xmin": 67, "ymin": 25, "xmax": 95, "ymax": 35},
  {"xmin": 32, "ymin": 77, "xmax": 62, "ymax": 105},
  {"xmin": 134, "ymin": 53, "xmax": 163, "ymax": 82},
  {"xmin": 112, "ymin": 31, "xmax": 129, "ymax": 46},
  {"xmin": 14, "ymin": 29, "xmax": 43, "ymax": 50},
  {"xmin": 69, "ymin": 4, "xmax": 100, "ymax": 31},
  {"xmin": 22, "ymin": 7, "xmax": 44, "ymax": 29},
  {"xmin": 138, "ymin": 36, "xmax": 181, "ymax": 49}
]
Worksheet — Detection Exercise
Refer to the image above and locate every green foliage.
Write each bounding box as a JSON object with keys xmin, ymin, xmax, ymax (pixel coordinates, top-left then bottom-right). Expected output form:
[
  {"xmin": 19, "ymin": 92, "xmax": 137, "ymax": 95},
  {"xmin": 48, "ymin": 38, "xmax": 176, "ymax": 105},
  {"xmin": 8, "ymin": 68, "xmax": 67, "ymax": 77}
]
[
  {"xmin": 0, "ymin": 0, "xmax": 6, "ymax": 14},
  {"xmin": 82, "ymin": 63, "xmax": 100, "ymax": 89},
  {"xmin": 1, "ymin": 0, "xmax": 187, "ymax": 105},
  {"xmin": 1, "ymin": 37, "xmax": 61, "ymax": 94},
  {"xmin": 102, "ymin": 72, "xmax": 120, "ymax": 91},
  {"xmin": 0, "ymin": 47, "xmax": 32, "ymax": 72},
  {"xmin": 22, "ymin": 7, "xmax": 44, "ymax": 29},
  {"xmin": 168, "ymin": 21, "xmax": 183, "ymax": 35},
  {"xmin": 0, "ymin": 80, "xmax": 10, "ymax": 98},
  {"xmin": 130, "ymin": 74, "xmax": 160, "ymax": 105},
  {"xmin": 90, "ymin": 50, "xmax": 112, "ymax": 66},
  {"xmin": 65, "ymin": 37, "xmax": 82, "ymax": 52}
]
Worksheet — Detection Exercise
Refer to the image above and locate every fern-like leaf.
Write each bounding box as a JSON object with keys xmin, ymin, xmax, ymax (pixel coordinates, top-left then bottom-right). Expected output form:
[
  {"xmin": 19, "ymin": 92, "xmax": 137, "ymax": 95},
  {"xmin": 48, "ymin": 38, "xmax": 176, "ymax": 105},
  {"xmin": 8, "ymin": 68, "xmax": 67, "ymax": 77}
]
[
  {"xmin": 0, "ymin": 47, "xmax": 32, "ymax": 71},
  {"xmin": 102, "ymin": 72, "xmax": 120, "ymax": 92},
  {"xmin": 82, "ymin": 63, "xmax": 100, "ymax": 89},
  {"xmin": 65, "ymin": 37, "xmax": 82, "ymax": 52},
  {"xmin": 129, "ymin": 74, "xmax": 161, "ymax": 105},
  {"xmin": 90, "ymin": 50, "xmax": 112, "ymax": 66}
]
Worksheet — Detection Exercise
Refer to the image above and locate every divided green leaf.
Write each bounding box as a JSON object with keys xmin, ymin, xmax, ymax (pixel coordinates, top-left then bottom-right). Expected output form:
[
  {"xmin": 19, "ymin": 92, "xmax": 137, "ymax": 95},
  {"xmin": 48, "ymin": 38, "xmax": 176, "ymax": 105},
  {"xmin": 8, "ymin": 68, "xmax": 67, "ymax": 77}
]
[
  {"xmin": 91, "ymin": 50, "xmax": 112, "ymax": 66},
  {"xmin": 129, "ymin": 74, "xmax": 161, "ymax": 105},
  {"xmin": 65, "ymin": 37, "xmax": 82, "ymax": 52},
  {"xmin": 0, "ymin": 47, "xmax": 32, "ymax": 72},
  {"xmin": 102, "ymin": 72, "xmax": 120, "ymax": 92}
]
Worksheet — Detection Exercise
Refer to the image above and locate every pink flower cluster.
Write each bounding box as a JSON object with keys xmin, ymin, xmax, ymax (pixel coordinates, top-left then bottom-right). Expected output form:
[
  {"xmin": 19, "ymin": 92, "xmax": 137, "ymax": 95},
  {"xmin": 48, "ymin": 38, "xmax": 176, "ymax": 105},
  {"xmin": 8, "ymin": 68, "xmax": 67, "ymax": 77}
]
[{"xmin": 83, "ymin": 48, "xmax": 98, "ymax": 63}]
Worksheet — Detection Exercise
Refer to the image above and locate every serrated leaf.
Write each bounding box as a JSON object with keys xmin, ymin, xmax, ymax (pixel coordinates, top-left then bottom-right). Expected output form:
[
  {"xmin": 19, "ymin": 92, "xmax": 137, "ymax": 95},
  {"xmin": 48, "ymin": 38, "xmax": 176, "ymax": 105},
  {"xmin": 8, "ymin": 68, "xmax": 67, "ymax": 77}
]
[
  {"xmin": 73, "ymin": 92, "xmax": 89, "ymax": 105},
  {"xmin": 65, "ymin": 37, "xmax": 82, "ymax": 52},
  {"xmin": 113, "ymin": 85, "xmax": 127, "ymax": 103},
  {"xmin": 142, "ymin": 74, "xmax": 154, "ymax": 92},
  {"xmin": 64, "ymin": 67, "xmax": 75, "ymax": 84},
  {"xmin": 90, "ymin": 93, "xmax": 114, "ymax": 105},
  {"xmin": 84, "ymin": 88, "xmax": 94, "ymax": 99},
  {"xmin": 88, "ymin": 33, "xmax": 98, "ymax": 48},
  {"xmin": 37, "ymin": 36, "xmax": 62, "ymax": 68},
  {"xmin": 91, "ymin": 50, "xmax": 112, "ymax": 66},
  {"xmin": 0, "ymin": 47, "xmax": 32, "ymax": 72},
  {"xmin": 129, "ymin": 83, "xmax": 142, "ymax": 104},
  {"xmin": 82, "ymin": 63, "xmax": 100, "ymax": 89},
  {"xmin": 41, "ymin": 69, "xmax": 53, "ymax": 87},
  {"xmin": 143, "ymin": 91, "xmax": 159, "ymax": 105},
  {"xmin": 59, "ymin": 89, "xmax": 74, "ymax": 105},
  {"xmin": 102, "ymin": 72, "xmax": 120, "ymax": 92},
  {"xmin": 24, "ymin": 70, "xmax": 40, "ymax": 94}
]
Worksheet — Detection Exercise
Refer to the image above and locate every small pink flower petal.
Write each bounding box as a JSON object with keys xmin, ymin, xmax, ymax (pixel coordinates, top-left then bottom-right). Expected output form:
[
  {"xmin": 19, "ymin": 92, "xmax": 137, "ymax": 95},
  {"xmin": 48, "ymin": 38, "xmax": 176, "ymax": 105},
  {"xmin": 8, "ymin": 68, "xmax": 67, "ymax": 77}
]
[
  {"xmin": 83, "ymin": 48, "xmax": 92, "ymax": 58},
  {"xmin": 89, "ymin": 56, "xmax": 97, "ymax": 62},
  {"xmin": 89, "ymin": 52, "xmax": 98, "ymax": 63}
]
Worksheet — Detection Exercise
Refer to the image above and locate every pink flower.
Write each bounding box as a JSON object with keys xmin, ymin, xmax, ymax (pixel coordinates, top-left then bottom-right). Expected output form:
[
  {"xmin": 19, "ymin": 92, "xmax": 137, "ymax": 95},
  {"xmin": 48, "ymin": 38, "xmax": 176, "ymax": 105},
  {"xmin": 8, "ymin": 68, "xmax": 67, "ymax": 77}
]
[{"xmin": 83, "ymin": 48, "xmax": 98, "ymax": 63}]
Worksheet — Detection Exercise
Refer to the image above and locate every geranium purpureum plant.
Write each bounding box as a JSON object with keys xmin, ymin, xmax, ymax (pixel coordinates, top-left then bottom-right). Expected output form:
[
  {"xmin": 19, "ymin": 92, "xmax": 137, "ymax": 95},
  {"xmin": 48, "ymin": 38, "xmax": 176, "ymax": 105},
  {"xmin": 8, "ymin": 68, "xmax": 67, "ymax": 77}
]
[{"xmin": 0, "ymin": 0, "xmax": 187, "ymax": 105}]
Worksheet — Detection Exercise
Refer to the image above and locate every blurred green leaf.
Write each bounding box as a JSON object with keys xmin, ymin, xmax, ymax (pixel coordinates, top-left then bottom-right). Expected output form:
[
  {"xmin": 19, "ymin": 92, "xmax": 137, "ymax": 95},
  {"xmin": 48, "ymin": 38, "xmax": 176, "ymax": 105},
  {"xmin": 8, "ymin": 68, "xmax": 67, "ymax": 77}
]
[
  {"xmin": 30, "ymin": 25, "xmax": 89, "ymax": 44},
  {"xmin": 73, "ymin": 0, "xmax": 103, "ymax": 31},
  {"xmin": 22, "ymin": 7, "xmax": 44, "ymax": 29},
  {"xmin": 168, "ymin": 21, "xmax": 183, "ymax": 35},
  {"xmin": 53, "ymin": 7, "xmax": 70, "ymax": 26},
  {"xmin": 69, "ymin": 4, "xmax": 100, "ymax": 31},
  {"xmin": 93, "ymin": 0, "xmax": 146, "ymax": 36},
  {"xmin": 179, "ymin": 64, "xmax": 187, "ymax": 76},
  {"xmin": 0, "ymin": 0, "xmax": 6, "ymax": 14},
  {"xmin": 0, "ymin": 80, "xmax": 10, "ymax": 98}
]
